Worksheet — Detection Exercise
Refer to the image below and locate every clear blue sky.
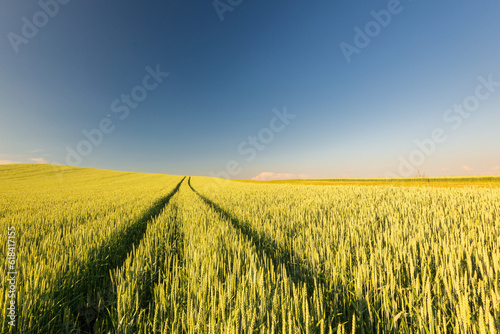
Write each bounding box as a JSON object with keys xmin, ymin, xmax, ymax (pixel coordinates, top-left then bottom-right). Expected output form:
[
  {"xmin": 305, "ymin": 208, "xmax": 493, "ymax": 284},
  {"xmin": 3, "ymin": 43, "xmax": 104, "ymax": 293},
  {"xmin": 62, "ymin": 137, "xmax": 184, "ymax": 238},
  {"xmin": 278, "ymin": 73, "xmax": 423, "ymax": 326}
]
[{"xmin": 1, "ymin": 0, "xmax": 499, "ymax": 179}]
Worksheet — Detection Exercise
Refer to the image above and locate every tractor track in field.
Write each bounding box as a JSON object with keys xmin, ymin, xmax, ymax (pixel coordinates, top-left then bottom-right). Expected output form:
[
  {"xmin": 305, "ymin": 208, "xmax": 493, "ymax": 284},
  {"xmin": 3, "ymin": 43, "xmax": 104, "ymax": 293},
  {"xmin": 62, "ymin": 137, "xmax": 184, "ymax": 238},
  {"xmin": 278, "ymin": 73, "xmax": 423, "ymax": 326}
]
[
  {"xmin": 119, "ymin": 198, "xmax": 185, "ymax": 333},
  {"xmin": 187, "ymin": 177, "xmax": 314, "ymax": 283},
  {"xmin": 187, "ymin": 177, "xmax": 339, "ymax": 324},
  {"xmin": 32, "ymin": 177, "xmax": 185, "ymax": 334}
]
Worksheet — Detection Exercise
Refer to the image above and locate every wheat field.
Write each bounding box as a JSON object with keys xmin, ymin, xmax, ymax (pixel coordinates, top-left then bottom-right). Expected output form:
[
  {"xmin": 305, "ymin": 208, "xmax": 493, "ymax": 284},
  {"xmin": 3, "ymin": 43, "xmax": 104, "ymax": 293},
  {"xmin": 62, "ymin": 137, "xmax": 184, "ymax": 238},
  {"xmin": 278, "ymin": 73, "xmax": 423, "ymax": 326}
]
[{"xmin": 1, "ymin": 165, "xmax": 499, "ymax": 333}]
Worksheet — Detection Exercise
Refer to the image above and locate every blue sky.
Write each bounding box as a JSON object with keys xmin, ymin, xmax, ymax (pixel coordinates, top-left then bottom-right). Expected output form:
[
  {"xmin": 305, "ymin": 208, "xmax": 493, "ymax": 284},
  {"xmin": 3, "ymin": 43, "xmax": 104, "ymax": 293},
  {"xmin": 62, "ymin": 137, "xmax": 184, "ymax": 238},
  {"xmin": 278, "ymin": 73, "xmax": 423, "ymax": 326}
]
[{"xmin": 1, "ymin": 0, "xmax": 499, "ymax": 179}]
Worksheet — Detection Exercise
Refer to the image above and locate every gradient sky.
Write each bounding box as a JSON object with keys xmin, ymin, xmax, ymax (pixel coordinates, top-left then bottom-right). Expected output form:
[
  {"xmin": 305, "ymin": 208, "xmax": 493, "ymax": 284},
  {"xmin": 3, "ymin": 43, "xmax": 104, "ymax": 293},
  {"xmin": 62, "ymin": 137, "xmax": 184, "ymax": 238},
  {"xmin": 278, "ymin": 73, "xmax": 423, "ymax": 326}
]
[{"xmin": 1, "ymin": 0, "xmax": 499, "ymax": 179}]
